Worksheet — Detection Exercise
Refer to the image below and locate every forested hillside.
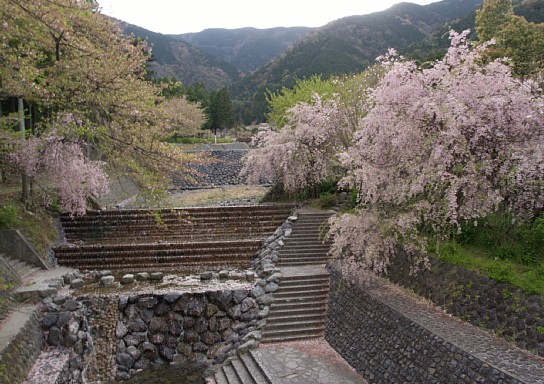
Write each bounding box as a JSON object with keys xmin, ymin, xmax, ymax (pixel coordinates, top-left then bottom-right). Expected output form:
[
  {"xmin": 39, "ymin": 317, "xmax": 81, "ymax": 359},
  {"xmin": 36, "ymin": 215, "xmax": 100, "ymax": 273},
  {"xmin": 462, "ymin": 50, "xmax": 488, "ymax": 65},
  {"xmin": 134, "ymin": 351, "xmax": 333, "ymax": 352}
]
[
  {"xmin": 123, "ymin": 24, "xmax": 240, "ymax": 89},
  {"xmin": 230, "ymin": 0, "xmax": 485, "ymax": 123},
  {"xmin": 176, "ymin": 27, "xmax": 312, "ymax": 73}
]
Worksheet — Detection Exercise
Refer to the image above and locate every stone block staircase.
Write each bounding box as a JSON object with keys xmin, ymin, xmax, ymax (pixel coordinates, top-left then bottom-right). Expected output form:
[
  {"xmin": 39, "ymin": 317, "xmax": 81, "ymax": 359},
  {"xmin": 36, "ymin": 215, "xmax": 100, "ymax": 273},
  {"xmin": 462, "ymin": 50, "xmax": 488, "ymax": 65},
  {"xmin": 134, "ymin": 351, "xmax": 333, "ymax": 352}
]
[
  {"xmin": 211, "ymin": 210, "xmax": 335, "ymax": 383},
  {"xmin": 54, "ymin": 205, "xmax": 293, "ymax": 272},
  {"xmin": 2, "ymin": 254, "xmax": 42, "ymax": 282},
  {"xmin": 262, "ymin": 211, "xmax": 333, "ymax": 343},
  {"xmin": 213, "ymin": 350, "xmax": 274, "ymax": 384}
]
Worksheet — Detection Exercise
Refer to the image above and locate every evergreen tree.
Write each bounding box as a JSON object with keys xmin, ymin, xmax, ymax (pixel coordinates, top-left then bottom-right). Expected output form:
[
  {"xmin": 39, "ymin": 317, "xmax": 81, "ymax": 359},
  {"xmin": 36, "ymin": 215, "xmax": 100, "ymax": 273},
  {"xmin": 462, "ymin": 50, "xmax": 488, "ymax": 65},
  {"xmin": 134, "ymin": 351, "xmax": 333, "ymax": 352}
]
[
  {"xmin": 476, "ymin": 0, "xmax": 515, "ymax": 41},
  {"xmin": 476, "ymin": 0, "xmax": 544, "ymax": 78},
  {"xmin": 209, "ymin": 88, "xmax": 235, "ymax": 134}
]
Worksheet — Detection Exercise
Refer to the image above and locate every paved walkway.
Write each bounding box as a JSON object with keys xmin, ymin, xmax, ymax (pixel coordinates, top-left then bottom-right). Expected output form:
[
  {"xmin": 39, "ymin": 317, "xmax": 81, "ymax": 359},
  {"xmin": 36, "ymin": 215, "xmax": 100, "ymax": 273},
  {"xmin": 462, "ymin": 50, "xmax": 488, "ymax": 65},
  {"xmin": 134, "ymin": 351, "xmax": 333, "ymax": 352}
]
[{"xmin": 254, "ymin": 339, "xmax": 367, "ymax": 384}]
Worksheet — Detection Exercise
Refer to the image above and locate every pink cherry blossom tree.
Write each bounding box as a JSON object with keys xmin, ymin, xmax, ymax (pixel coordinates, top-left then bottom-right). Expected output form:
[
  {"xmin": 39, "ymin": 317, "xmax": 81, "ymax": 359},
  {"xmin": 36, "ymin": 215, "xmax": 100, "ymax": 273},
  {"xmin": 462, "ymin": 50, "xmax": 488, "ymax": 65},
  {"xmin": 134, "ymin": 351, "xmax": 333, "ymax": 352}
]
[
  {"xmin": 242, "ymin": 69, "xmax": 383, "ymax": 194},
  {"xmin": 329, "ymin": 30, "xmax": 544, "ymax": 273},
  {"xmin": 10, "ymin": 117, "xmax": 108, "ymax": 216}
]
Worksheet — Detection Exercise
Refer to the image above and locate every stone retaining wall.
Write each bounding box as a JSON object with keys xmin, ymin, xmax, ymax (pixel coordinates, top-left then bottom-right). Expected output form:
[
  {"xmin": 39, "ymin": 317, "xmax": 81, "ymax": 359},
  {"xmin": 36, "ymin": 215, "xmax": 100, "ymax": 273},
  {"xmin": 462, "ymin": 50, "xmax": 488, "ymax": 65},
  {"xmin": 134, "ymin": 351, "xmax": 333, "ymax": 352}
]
[
  {"xmin": 385, "ymin": 256, "xmax": 544, "ymax": 357},
  {"xmin": 173, "ymin": 151, "xmax": 247, "ymax": 189},
  {"xmin": 114, "ymin": 289, "xmax": 265, "ymax": 381},
  {"xmin": 0, "ymin": 307, "xmax": 44, "ymax": 384},
  {"xmin": 325, "ymin": 267, "xmax": 523, "ymax": 384},
  {"xmin": 0, "ymin": 229, "xmax": 50, "ymax": 269}
]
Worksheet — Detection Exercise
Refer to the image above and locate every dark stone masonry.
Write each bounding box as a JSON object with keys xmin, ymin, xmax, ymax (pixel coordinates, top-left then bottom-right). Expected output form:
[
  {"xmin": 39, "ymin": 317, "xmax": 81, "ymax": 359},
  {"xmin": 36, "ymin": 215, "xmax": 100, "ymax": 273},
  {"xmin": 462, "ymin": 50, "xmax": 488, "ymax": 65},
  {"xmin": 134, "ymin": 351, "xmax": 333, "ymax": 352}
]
[
  {"xmin": 326, "ymin": 267, "xmax": 525, "ymax": 384},
  {"xmin": 385, "ymin": 256, "xmax": 544, "ymax": 357},
  {"xmin": 0, "ymin": 307, "xmax": 44, "ymax": 384},
  {"xmin": 172, "ymin": 150, "xmax": 248, "ymax": 189}
]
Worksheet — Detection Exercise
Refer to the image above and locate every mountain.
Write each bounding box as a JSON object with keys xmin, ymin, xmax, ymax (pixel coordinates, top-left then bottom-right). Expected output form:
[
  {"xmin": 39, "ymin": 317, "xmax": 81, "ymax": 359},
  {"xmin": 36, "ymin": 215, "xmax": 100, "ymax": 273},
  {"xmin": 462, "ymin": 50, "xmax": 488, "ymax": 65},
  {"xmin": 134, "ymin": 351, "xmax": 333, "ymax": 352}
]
[
  {"xmin": 231, "ymin": 0, "xmax": 485, "ymax": 123},
  {"xmin": 121, "ymin": 24, "xmax": 311, "ymax": 88},
  {"xmin": 408, "ymin": 0, "xmax": 544, "ymax": 62},
  {"xmin": 122, "ymin": 24, "xmax": 240, "ymax": 89},
  {"xmin": 175, "ymin": 27, "xmax": 312, "ymax": 73},
  {"xmin": 120, "ymin": 0, "xmax": 542, "ymax": 124}
]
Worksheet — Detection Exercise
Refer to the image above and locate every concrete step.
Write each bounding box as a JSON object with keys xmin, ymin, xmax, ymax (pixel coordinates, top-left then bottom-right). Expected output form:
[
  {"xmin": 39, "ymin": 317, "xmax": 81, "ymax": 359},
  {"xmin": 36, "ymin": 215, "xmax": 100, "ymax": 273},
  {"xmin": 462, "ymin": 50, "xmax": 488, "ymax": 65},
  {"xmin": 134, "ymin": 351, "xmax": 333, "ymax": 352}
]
[
  {"xmin": 3, "ymin": 256, "xmax": 42, "ymax": 282},
  {"xmin": 240, "ymin": 352, "xmax": 272, "ymax": 384},
  {"xmin": 283, "ymin": 236, "xmax": 332, "ymax": 243},
  {"xmin": 266, "ymin": 306, "xmax": 327, "ymax": 318},
  {"xmin": 275, "ymin": 288, "xmax": 329, "ymax": 299},
  {"xmin": 230, "ymin": 358, "xmax": 253, "ymax": 383},
  {"xmin": 273, "ymin": 297, "xmax": 328, "ymax": 308},
  {"xmin": 280, "ymin": 244, "xmax": 331, "ymax": 252},
  {"xmin": 214, "ymin": 368, "xmax": 229, "ymax": 384},
  {"xmin": 276, "ymin": 280, "xmax": 329, "ymax": 288},
  {"xmin": 275, "ymin": 282, "xmax": 330, "ymax": 293},
  {"xmin": 264, "ymin": 318, "xmax": 326, "ymax": 332},
  {"xmin": 214, "ymin": 353, "xmax": 273, "ymax": 384},
  {"xmin": 277, "ymin": 260, "xmax": 328, "ymax": 267},
  {"xmin": 270, "ymin": 298, "xmax": 328, "ymax": 311},
  {"xmin": 279, "ymin": 254, "xmax": 329, "ymax": 260},
  {"xmin": 223, "ymin": 363, "xmax": 242, "ymax": 384},
  {"xmin": 261, "ymin": 326, "xmax": 325, "ymax": 343},
  {"xmin": 266, "ymin": 312, "xmax": 326, "ymax": 324}
]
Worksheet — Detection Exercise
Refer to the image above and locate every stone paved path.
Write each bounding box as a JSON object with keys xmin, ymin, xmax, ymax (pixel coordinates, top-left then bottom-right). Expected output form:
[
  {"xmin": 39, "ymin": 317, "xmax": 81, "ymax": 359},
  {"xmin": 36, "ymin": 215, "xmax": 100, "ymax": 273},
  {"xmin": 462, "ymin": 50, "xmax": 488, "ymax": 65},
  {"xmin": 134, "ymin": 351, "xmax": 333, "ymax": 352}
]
[
  {"xmin": 254, "ymin": 339, "xmax": 367, "ymax": 384},
  {"xmin": 351, "ymin": 269, "xmax": 544, "ymax": 384}
]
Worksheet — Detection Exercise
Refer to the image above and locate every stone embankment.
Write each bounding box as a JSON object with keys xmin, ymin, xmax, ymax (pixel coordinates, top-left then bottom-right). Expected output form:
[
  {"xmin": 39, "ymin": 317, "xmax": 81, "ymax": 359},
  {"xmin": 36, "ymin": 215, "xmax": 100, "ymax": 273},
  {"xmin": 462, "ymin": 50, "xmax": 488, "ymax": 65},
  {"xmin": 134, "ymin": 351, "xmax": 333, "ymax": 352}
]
[
  {"xmin": 0, "ymin": 305, "xmax": 44, "ymax": 384},
  {"xmin": 386, "ymin": 256, "xmax": 544, "ymax": 358},
  {"xmin": 326, "ymin": 264, "xmax": 544, "ymax": 384},
  {"xmin": 173, "ymin": 147, "xmax": 249, "ymax": 190}
]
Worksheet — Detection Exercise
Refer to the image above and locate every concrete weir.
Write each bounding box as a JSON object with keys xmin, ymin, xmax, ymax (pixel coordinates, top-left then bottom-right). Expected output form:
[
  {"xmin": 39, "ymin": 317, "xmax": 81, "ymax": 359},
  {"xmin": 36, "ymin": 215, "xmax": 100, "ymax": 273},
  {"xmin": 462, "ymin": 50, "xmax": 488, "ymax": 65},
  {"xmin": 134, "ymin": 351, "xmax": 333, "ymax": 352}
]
[
  {"xmin": 23, "ymin": 204, "xmax": 295, "ymax": 383},
  {"xmin": 54, "ymin": 205, "xmax": 293, "ymax": 273}
]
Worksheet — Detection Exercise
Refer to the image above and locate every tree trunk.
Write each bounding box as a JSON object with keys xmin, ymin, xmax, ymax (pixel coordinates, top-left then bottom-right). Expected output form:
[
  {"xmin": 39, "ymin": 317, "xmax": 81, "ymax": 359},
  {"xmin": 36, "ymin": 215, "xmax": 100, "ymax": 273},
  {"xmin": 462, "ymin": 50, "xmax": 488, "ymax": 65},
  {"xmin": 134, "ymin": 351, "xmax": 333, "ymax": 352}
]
[{"xmin": 18, "ymin": 97, "xmax": 30, "ymax": 204}]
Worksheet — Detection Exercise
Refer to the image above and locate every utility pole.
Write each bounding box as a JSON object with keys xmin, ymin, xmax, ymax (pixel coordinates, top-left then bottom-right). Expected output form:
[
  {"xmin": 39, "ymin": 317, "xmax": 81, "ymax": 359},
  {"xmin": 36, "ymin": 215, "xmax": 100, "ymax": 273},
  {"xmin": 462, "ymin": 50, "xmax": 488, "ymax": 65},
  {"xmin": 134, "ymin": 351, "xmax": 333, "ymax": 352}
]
[{"xmin": 18, "ymin": 97, "xmax": 29, "ymax": 204}]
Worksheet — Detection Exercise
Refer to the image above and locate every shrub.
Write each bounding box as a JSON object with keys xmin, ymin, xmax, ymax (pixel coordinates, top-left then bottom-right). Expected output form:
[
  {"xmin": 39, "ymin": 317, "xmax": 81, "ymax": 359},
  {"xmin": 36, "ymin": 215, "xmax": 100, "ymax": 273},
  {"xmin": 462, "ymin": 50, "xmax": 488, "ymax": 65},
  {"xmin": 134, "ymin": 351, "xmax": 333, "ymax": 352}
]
[
  {"xmin": 316, "ymin": 192, "xmax": 337, "ymax": 209},
  {"xmin": 0, "ymin": 202, "xmax": 20, "ymax": 229}
]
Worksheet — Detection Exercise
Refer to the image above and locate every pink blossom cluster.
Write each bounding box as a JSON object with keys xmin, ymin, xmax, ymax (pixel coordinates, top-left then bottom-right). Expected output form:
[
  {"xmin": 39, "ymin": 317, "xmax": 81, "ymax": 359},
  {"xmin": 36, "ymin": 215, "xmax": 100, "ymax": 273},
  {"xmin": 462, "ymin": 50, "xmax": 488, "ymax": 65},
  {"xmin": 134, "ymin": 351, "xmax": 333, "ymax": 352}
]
[
  {"xmin": 11, "ymin": 130, "xmax": 108, "ymax": 215},
  {"xmin": 331, "ymin": 30, "xmax": 544, "ymax": 270},
  {"xmin": 242, "ymin": 94, "xmax": 361, "ymax": 193}
]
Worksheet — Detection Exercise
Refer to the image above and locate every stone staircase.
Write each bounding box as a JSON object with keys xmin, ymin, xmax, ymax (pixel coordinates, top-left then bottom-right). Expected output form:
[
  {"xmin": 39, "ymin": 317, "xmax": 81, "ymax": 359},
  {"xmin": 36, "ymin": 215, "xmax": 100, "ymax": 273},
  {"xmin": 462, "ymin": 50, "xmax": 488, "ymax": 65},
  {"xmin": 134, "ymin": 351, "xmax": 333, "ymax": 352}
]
[
  {"xmin": 2, "ymin": 254, "xmax": 42, "ymax": 281},
  {"xmin": 54, "ymin": 239, "xmax": 264, "ymax": 272},
  {"xmin": 211, "ymin": 350, "xmax": 273, "ymax": 384},
  {"xmin": 261, "ymin": 267, "xmax": 330, "ymax": 343},
  {"xmin": 276, "ymin": 212, "xmax": 332, "ymax": 267},
  {"xmin": 59, "ymin": 205, "xmax": 291, "ymax": 244},
  {"xmin": 54, "ymin": 205, "xmax": 293, "ymax": 272},
  {"xmin": 262, "ymin": 211, "xmax": 334, "ymax": 344}
]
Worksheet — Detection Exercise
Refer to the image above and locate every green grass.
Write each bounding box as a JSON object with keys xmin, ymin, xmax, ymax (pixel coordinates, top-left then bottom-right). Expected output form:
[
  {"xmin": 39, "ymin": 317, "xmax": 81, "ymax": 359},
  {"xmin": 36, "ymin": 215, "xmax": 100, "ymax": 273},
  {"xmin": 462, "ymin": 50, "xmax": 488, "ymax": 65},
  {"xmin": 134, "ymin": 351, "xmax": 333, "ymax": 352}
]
[{"xmin": 437, "ymin": 241, "xmax": 544, "ymax": 295}]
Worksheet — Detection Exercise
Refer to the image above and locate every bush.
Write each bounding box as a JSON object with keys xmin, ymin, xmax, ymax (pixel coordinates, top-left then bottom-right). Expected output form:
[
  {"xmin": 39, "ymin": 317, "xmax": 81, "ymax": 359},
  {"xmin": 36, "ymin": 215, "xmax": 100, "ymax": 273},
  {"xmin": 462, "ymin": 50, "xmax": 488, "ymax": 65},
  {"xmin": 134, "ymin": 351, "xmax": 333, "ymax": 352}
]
[
  {"xmin": 0, "ymin": 202, "xmax": 20, "ymax": 229},
  {"xmin": 316, "ymin": 192, "xmax": 337, "ymax": 209}
]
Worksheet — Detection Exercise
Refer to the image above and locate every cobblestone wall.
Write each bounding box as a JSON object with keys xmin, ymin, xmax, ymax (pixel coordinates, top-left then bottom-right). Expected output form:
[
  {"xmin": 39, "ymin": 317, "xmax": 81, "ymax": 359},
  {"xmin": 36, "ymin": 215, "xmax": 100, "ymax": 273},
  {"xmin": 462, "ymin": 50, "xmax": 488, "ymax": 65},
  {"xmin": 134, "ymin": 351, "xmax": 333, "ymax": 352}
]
[
  {"xmin": 114, "ymin": 289, "xmax": 266, "ymax": 381},
  {"xmin": 0, "ymin": 308, "xmax": 44, "ymax": 384},
  {"xmin": 40, "ymin": 217, "xmax": 294, "ymax": 382},
  {"xmin": 325, "ymin": 267, "xmax": 523, "ymax": 384},
  {"xmin": 385, "ymin": 257, "xmax": 544, "ymax": 357},
  {"xmin": 173, "ymin": 151, "xmax": 247, "ymax": 189}
]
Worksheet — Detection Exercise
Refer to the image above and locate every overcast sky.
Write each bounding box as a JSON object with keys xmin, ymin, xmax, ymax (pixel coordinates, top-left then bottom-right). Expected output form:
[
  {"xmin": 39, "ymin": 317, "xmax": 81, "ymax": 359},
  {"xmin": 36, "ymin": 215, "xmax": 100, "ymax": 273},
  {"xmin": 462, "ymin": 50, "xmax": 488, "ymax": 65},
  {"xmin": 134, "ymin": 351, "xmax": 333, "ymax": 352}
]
[{"xmin": 98, "ymin": 0, "xmax": 441, "ymax": 35}]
